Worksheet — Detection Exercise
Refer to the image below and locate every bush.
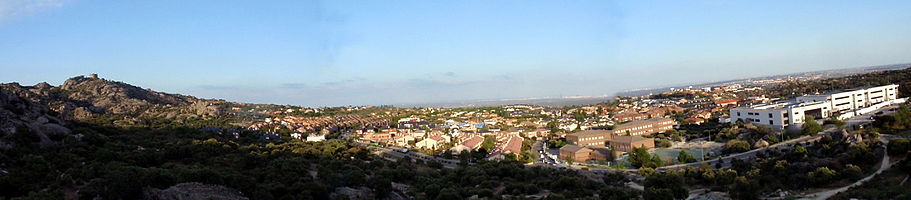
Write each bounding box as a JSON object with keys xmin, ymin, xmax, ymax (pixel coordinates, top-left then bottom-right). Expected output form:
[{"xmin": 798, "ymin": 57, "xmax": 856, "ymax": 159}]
[
  {"xmin": 802, "ymin": 116, "xmax": 823, "ymax": 135},
  {"xmin": 677, "ymin": 151, "xmax": 696, "ymax": 163},
  {"xmin": 887, "ymin": 138, "xmax": 910, "ymax": 156},
  {"xmin": 723, "ymin": 140, "xmax": 750, "ymax": 154}
]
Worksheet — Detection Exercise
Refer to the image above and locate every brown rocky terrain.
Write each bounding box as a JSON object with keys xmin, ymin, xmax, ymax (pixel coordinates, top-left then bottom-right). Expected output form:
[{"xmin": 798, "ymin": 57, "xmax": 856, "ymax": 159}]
[
  {"xmin": 0, "ymin": 87, "xmax": 70, "ymax": 149},
  {"xmin": 0, "ymin": 74, "xmax": 223, "ymax": 125}
]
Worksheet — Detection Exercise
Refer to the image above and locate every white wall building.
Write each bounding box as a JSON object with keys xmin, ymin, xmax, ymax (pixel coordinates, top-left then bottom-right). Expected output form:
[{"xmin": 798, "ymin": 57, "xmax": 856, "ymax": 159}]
[
  {"xmin": 730, "ymin": 84, "xmax": 899, "ymax": 129},
  {"xmin": 796, "ymin": 84, "xmax": 899, "ymax": 114}
]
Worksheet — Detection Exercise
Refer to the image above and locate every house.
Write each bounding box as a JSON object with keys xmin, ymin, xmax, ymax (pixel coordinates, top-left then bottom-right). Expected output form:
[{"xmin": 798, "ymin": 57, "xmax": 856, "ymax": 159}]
[
  {"xmin": 714, "ymin": 99, "xmax": 739, "ymax": 107},
  {"xmin": 416, "ymin": 136, "xmax": 447, "ymax": 150},
  {"xmin": 450, "ymin": 135, "xmax": 484, "ymax": 153},
  {"xmin": 259, "ymin": 132, "xmax": 282, "ymax": 141},
  {"xmin": 306, "ymin": 134, "xmax": 326, "ymax": 142},
  {"xmin": 685, "ymin": 117, "xmax": 705, "ymax": 125},
  {"xmin": 499, "ymin": 136, "xmax": 524, "ymax": 154},
  {"xmin": 291, "ymin": 132, "xmax": 304, "ymax": 140},
  {"xmin": 393, "ymin": 135, "xmax": 416, "ymax": 146}
]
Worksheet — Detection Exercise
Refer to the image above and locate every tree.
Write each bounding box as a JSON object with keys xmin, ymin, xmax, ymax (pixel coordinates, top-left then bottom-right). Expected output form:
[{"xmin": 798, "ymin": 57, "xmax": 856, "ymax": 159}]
[
  {"xmin": 629, "ymin": 147, "xmax": 662, "ymax": 168},
  {"xmin": 677, "ymin": 151, "xmax": 696, "ymax": 163},
  {"xmin": 435, "ymin": 188, "xmax": 463, "ymax": 200},
  {"xmin": 887, "ymin": 138, "xmax": 910, "ymax": 156},
  {"xmin": 574, "ymin": 112, "xmax": 586, "ymax": 123},
  {"xmin": 643, "ymin": 172, "xmax": 687, "ymax": 199},
  {"xmin": 824, "ymin": 117, "xmax": 847, "ymax": 130},
  {"xmin": 723, "ymin": 140, "xmax": 750, "ymax": 154},
  {"xmin": 481, "ymin": 136, "xmax": 497, "ymax": 152},
  {"xmin": 802, "ymin": 116, "xmax": 823, "ymax": 135},
  {"xmin": 729, "ymin": 176, "xmax": 760, "ymax": 200},
  {"xmin": 643, "ymin": 188, "xmax": 674, "ymax": 200},
  {"xmin": 842, "ymin": 164, "xmax": 863, "ymax": 181},
  {"xmin": 808, "ymin": 167, "xmax": 838, "ymax": 185}
]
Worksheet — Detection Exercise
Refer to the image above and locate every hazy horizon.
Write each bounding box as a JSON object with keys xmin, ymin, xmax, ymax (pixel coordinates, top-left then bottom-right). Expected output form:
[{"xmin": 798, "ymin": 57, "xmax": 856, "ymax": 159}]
[{"xmin": 3, "ymin": 1, "xmax": 911, "ymax": 106}]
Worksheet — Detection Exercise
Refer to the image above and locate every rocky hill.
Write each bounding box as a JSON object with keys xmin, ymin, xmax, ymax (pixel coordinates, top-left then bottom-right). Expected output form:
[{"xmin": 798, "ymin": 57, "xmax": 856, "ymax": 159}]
[
  {"xmin": 0, "ymin": 74, "xmax": 223, "ymax": 126},
  {"xmin": 0, "ymin": 87, "xmax": 70, "ymax": 149}
]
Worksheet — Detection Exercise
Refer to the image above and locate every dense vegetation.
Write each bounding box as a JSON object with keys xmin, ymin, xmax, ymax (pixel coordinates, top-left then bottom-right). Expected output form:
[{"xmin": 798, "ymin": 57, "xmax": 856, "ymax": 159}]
[
  {"xmin": 0, "ymin": 118, "xmax": 638, "ymax": 199},
  {"xmin": 831, "ymin": 144, "xmax": 911, "ymax": 200},
  {"xmin": 641, "ymin": 130, "xmax": 885, "ymax": 200}
]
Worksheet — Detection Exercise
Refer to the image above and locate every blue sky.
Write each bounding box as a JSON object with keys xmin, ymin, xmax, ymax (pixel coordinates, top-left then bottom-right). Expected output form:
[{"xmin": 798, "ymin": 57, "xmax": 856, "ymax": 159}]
[{"xmin": 2, "ymin": 0, "xmax": 911, "ymax": 106}]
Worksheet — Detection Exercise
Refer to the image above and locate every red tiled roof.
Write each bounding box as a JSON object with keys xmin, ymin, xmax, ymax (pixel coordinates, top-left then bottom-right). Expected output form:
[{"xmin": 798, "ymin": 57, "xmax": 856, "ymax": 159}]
[{"xmin": 460, "ymin": 136, "xmax": 484, "ymax": 149}]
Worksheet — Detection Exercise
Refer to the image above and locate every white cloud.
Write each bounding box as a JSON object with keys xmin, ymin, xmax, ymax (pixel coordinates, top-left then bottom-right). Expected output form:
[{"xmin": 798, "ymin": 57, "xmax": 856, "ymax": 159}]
[{"xmin": 0, "ymin": 0, "xmax": 66, "ymax": 22}]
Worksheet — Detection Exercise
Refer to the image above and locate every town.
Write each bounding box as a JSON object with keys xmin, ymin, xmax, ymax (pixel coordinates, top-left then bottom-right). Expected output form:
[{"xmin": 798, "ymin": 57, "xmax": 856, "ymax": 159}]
[{"xmin": 220, "ymin": 74, "xmax": 910, "ymax": 199}]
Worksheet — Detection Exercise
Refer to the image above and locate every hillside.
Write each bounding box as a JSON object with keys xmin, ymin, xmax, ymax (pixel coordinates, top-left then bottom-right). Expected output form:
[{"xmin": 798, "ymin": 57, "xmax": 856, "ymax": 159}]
[{"xmin": 0, "ymin": 74, "xmax": 224, "ymax": 127}]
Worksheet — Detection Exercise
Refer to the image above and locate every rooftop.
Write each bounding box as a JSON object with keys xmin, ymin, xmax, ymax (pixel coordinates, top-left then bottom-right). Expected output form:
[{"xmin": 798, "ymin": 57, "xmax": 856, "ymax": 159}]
[
  {"xmin": 613, "ymin": 117, "xmax": 674, "ymax": 129},
  {"xmin": 559, "ymin": 144, "xmax": 592, "ymax": 153}
]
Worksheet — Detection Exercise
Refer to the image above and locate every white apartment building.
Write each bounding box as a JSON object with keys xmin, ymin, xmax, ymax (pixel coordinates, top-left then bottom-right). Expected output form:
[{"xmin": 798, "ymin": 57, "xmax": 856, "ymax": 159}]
[
  {"xmin": 730, "ymin": 84, "xmax": 899, "ymax": 129},
  {"xmin": 796, "ymin": 84, "xmax": 899, "ymax": 113},
  {"xmin": 730, "ymin": 101, "xmax": 830, "ymax": 129}
]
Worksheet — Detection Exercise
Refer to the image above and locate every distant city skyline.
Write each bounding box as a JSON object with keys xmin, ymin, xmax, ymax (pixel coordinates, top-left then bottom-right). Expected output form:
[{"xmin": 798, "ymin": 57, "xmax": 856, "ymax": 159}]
[{"xmin": 2, "ymin": 1, "xmax": 911, "ymax": 106}]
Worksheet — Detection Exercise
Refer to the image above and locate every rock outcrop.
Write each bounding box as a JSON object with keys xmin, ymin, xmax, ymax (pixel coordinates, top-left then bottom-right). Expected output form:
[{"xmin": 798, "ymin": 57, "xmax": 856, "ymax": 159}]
[
  {"xmin": 0, "ymin": 87, "xmax": 70, "ymax": 149},
  {"xmin": 1, "ymin": 74, "xmax": 223, "ymax": 122}
]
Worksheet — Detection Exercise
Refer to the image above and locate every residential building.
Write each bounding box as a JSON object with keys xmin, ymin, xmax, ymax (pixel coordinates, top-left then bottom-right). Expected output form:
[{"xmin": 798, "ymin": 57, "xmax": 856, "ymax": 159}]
[
  {"xmin": 450, "ymin": 135, "xmax": 484, "ymax": 153},
  {"xmin": 795, "ymin": 84, "xmax": 899, "ymax": 114},
  {"xmin": 306, "ymin": 134, "xmax": 326, "ymax": 142},
  {"xmin": 610, "ymin": 118, "xmax": 676, "ymax": 136},
  {"xmin": 565, "ymin": 130, "xmax": 612, "ymax": 147},
  {"xmin": 730, "ymin": 84, "xmax": 899, "ymax": 129},
  {"xmin": 731, "ymin": 100, "xmax": 829, "ymax": 129},
  {"xmin": 559, "ymin": 145, "xmax": 593, "ymax": 162},
  {"xmin": 559, "ymin": 145, "xmax": 614, "ymax": 162},
  {"xmin": 416, "ymin": 136, "xmax": 446, "ymax": 150},
  {"xmin": 608, "ymin": 135, "xmax": 655, "ymax": 152}
]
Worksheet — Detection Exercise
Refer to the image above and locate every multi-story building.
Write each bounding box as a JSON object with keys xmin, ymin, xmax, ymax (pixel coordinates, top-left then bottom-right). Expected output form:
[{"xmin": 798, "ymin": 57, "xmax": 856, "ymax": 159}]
[
  {"xmin": 565, "ymin": 130, "xmax": 612, "ymax": 147},
  {"xmin": 610, "ymin": 118, "xmax": 676, "ymax": 136},
  {"xmin": 730, "ymin": 84, "xmax": 899, "ymax": 129},
  {"xmin": 730, "ymin": 101, "xmax": 830, "ymax": 129},
  {"xmin": 559, "ymin": 145, "xmax": 613, "ymax": 162},
  {"xmin": 559, "ymin": 145, "xmax": 593, "ymax": 162},
  {"xmin": 607, "ymin": 135, "xmax": 655, "ymax": 152},
  {"xmin": 796, "ymin": 84, "xmax": 899, "ymax": 114}
]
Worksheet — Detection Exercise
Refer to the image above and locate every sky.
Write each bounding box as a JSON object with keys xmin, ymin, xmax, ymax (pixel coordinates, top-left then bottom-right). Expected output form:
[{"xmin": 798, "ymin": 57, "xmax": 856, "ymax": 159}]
[{"xmin": 2, "ymin": 0, "xmax": 911, "ymax": 106}]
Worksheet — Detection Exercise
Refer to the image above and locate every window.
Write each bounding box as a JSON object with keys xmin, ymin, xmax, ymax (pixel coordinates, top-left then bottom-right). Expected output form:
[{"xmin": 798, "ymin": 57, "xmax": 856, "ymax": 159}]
[
  {"xmin": 784, "ymin": 113, "xmax": 789, "ymax": 118},
  {"xmin": 768, "ymin": 113, "xmax": 773, "ymax": 118},
  {"xmin": 769, "ymin": 120, "xmax": 773, "ymax": 125}
]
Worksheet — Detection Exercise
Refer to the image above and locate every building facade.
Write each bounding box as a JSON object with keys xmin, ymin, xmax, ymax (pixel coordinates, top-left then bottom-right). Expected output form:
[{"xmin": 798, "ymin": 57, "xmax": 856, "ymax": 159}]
[
  {"xmin": 610, "ymin": 118, "xmax": 676, "ymax": 136},
  {"xmin": 607, "ymin": 135, "xmax": 655, "ymax": 152},
  {"xmin": 559, "ymin": 145, "xmax": 594, "ymax": 162},
  {"xmin": 565, "ymin": 130, "xmax": 612, "ymax": 147},
  {"xmin": 730, "ymin": 84, "xmax": 899, "ymax": 129}
]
